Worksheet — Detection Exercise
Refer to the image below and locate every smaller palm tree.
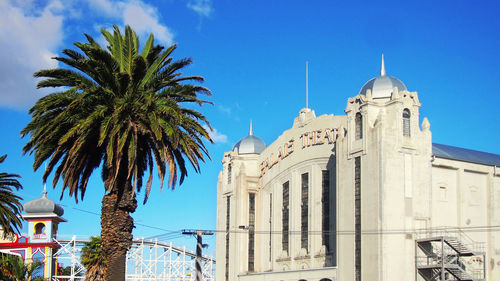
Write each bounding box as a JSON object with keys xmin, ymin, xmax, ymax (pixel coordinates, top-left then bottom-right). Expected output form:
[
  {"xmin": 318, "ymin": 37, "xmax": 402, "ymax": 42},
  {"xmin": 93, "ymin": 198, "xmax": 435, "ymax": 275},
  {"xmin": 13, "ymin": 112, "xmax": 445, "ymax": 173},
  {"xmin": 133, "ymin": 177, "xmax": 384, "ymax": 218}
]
[
  {"xmin": 0, "ymin": 254, "xmax": 43, "ymax": 281},
  {"xmin": 81, "ymin": 236, "xmax": 106, "ymax": 281},
  {"xmin": 0, "ymin": 155, "xmax": 23, "ymax": 236}
]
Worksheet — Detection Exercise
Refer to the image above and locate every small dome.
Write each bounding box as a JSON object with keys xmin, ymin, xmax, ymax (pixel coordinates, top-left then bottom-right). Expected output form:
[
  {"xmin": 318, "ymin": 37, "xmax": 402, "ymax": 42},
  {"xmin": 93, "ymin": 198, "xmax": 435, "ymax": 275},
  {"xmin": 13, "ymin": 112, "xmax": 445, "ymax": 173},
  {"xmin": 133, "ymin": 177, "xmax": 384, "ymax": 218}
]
[
  {"xmin": 233, "ymin": 121, "xmax": 266, "ymax": 155},
  {"xmin": 234, "ymin": 135, "xmax": 266, "ymax": 154},
  {"xmin": 359, "ymin": 55, "xmax": 407, "ymax": 99},
  {"xmin": 24, "ymin": 191, "xmax": 64, "ymax": 217}
]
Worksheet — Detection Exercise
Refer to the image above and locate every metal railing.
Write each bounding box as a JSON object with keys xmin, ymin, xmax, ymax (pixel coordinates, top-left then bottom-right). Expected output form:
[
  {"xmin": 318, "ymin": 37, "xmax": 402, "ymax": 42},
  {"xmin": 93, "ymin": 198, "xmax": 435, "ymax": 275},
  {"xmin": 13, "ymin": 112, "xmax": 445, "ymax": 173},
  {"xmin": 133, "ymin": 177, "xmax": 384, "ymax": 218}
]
[
  {"xmin": 415, "ymin": 228, "xmax": 486, "ymax": 281},
  {"xmin": 414, "ymin": 227, "xmax": 485, "ymax": 254}
]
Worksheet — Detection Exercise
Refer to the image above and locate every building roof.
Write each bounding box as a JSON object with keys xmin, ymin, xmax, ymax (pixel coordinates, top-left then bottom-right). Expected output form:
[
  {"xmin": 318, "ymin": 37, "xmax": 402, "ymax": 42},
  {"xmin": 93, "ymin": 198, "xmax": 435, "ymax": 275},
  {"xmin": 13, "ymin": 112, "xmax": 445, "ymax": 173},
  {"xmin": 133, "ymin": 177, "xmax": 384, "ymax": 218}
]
[
  {"xmin": 432, "ymin": 143, "xmax": 500, "ymax": 166},
  {"xmin": 23, "ymin": 190, "xmax": 64, "ymax": 217},
  {"xmin": 233, "ymin": 121, "xmax": 266, "ymax": 155},
  {"xmin": 359, "ymin": 55, "xmax": 407, "ymax": 99}
]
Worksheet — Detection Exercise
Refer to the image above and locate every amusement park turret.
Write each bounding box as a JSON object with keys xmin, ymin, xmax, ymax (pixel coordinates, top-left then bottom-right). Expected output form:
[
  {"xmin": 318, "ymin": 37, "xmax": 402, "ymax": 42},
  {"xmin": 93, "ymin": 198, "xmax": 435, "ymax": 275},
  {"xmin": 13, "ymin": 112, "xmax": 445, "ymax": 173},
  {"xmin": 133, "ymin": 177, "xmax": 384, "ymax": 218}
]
[{"xmin": 23, "ymin": 190, "xmax": 67, "ymax": 243}]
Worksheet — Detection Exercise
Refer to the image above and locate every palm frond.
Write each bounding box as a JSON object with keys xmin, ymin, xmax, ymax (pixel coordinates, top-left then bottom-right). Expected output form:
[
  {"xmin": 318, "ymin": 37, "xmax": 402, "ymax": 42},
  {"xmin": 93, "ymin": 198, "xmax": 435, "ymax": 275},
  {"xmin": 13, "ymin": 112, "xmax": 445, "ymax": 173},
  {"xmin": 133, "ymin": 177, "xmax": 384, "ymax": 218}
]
[
  {"xmin": 0, "ymin": 155, "xmax": 23, "ymax": 235},
  {"xmin": 22, "ymin": 25, "xmax": 212, "ymax": 208},
  {"xmin": 140, "ymin": 33, "xmax": 154, "ymax": 58}
]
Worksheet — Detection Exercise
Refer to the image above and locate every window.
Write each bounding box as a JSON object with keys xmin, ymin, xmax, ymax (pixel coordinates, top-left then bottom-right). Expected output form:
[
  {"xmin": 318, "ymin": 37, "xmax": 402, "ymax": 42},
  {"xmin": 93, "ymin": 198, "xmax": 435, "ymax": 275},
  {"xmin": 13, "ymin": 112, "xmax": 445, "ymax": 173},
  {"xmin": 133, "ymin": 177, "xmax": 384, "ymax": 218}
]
[
  {"xmin": 34, "ymin": 223, "xmax": 46, "ymax": 239},
  {"xmin": 248, "ymin": 193, "xmax": 255, "ymax": 271},
  {"xmin": 439, "ymin": 185, "xmax": 447, "ymax": 201},
  {"xmin": 322, "ymin": 170, "xmax": 330, "ymax": 251},
  {"xmin": 403, "ymin": 109, "xmax": 411, "ymax": 137},
  {"xmin": 355, "ymin": 112, "xmax": 363, "ymax": 140},
  {"xmin": 35, "ymin": 223, "xmax": 45, "ymax": 235},
  {"xmin": 301, "ymin": 173, "xmax": 309, "ymax": 251},
  {"xmin": 227, "ymin": 164, "xmax": 232, "ymax": 184},
  {"xmin": 354, "ymin": 157, "xmax": 361, "ymax": 281},
  {"xmin": 282, "ymin": 181, "xmax": 289, "ymax": 254},
  {"xmin": 225, "ymin": 196, "xmax": 230, "ymax": 281}
]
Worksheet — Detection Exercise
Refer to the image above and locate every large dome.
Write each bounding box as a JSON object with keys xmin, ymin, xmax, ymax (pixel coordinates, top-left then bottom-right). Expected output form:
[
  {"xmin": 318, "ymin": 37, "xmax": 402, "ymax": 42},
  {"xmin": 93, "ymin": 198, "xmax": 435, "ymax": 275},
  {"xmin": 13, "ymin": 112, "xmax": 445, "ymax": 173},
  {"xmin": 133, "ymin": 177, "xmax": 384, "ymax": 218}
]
[
  {"xmin": 24, "ymin": 191, "xmax": 64, "ymax": 217},
  {"xmin": 359, "ymin": 55, "xmax": 407, "ymax": 99},
  {"xmin": 233, "ymin": 121, "xmax": 266, "ymax": 155}
]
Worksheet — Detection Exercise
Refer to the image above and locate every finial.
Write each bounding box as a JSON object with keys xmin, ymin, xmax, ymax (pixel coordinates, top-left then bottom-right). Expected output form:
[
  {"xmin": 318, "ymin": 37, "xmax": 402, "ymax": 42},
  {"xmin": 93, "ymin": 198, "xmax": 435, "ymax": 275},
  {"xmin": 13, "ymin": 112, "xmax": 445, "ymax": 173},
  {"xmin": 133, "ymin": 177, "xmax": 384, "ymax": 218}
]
[
  {"xmin": 380, "ymin": 54, "xmax": 386, "ymax": 76},
  {"xmin": 249, "ymin": 120, "xmax": 253, "ymax": 136},
  {"xmin": 422, "ymin": 117, "xmax": 431, "ymax": 131}
]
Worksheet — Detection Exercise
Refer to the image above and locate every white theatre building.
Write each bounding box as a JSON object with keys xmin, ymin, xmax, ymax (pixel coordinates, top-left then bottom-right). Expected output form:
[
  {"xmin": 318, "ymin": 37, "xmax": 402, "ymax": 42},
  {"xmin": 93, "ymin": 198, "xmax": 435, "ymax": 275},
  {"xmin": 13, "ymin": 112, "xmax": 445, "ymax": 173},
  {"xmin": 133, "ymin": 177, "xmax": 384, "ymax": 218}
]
[{"xmin": 215, "ymin": 58, "xmax": 500, "ymax": 281}]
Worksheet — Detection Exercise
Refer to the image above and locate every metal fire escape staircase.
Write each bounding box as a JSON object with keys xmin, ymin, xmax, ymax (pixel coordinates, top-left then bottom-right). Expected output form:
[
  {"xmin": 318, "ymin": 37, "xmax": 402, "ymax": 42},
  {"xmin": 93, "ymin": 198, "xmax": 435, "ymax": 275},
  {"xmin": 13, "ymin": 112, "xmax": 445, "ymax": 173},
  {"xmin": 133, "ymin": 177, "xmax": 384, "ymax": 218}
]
[{"xmin": 415, "ymin": 229, "xmax": 485, "ymax": 281}]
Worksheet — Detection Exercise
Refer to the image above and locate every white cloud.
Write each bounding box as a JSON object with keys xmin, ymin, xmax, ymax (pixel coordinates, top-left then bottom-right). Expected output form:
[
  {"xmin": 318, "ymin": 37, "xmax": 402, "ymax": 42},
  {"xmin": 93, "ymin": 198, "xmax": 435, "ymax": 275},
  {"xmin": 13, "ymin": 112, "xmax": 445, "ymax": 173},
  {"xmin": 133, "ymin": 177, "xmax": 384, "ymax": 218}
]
[
  {"xmin": 217, "ymin": 105, "xmax": 232, "ymax": 116},
  {"xmin": 0, "ymin": 0, "xmax": 64, "ymax": 109},
  {"xmin": 203, "ymin": 125, "xmax": 227, "ymax": 143},
  {"xmin": 88, "ymin": 0, "xmax": 174, "ymax": 45},
  {"xmin": 187, "ymin": 0, "xmax": 213, "ymax": 18},
  {"xmin": 0, "ymin": 0, "xmax": 174, "ymax": 109},
  {"xmin": 87, "ymin": 0, "xmax": 119, "ymax": 17},
  {"xmin": 122, "ymin": 2, "xmax": 173, "ymax": 45}
]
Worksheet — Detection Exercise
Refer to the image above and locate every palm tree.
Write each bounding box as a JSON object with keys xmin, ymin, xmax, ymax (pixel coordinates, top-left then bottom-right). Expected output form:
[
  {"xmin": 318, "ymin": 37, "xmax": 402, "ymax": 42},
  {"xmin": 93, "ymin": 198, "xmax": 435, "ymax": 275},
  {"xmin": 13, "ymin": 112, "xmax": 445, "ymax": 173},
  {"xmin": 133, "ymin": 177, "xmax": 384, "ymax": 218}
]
[
  {"xmin": 21, "ymin": 25, "xmax": 213, "ymax": 280},
  {"xmin": 0, "ymin": 155, "xmax": 23, "ymax": 237},
  {"xmin": 81, "ymin": 236, "xmax": 105, "ymax": 281},
  {"xmin": 0, "ymin": 254, "xmax": 43, "ymax": 281}
]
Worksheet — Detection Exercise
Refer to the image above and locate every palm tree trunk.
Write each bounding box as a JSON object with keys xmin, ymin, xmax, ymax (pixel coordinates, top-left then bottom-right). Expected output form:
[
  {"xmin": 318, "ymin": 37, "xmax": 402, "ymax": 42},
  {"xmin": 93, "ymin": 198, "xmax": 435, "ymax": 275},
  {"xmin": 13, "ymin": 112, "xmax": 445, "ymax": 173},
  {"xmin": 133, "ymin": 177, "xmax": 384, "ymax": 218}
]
[{"xmin": 100, "ymin": 191, "xmax": 137, "ymax": 281}]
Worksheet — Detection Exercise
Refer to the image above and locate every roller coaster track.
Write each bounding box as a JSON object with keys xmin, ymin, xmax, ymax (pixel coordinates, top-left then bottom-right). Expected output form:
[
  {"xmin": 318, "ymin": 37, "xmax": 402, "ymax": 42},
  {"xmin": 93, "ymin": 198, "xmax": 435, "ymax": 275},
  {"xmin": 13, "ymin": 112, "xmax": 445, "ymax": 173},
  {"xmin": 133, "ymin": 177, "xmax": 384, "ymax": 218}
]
[{"xmin": 52, "ymin": 236, "xmax": 215, "ymax": 281}]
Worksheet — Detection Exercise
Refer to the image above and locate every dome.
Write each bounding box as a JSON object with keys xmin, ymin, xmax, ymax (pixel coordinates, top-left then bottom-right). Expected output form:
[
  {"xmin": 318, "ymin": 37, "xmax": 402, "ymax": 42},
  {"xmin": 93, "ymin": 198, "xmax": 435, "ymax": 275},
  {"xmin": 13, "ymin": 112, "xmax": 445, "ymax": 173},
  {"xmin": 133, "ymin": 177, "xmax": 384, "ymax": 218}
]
[
  {"xmin": 359, "ymin": 55, "xmax": 407, "ymax": 99},
  {"xmin": 234, "ymin": 135, "xmax": 266, "ymax": 154},
  {"xmin": 24, "ymin": 190, "xmax": 64, "ymax": 217},
  {"xmin": 233, "ymin": 121, "xmax": 266, "ymax": 155}
]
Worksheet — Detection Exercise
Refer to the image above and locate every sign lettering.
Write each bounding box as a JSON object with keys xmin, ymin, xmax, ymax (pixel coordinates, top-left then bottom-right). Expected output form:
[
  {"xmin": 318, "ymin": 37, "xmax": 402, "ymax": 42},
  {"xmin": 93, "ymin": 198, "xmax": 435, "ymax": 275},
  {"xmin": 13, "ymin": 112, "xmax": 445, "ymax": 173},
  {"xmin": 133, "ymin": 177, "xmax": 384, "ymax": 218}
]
[{"xmin": 260, "ymin": 128, "xmax": 339, "ymax": 177}]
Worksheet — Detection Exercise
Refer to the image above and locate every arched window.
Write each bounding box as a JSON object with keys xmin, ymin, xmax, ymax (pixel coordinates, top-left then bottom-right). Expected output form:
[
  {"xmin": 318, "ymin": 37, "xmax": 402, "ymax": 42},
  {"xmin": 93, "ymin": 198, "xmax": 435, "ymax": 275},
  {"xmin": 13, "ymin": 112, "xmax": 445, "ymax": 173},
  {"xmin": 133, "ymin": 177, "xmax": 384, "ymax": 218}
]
[
  {"xmin": 402, "ymin": 109, "xmax": 411, "ymax": 137},
  {"xmin": 31, "ymin": 251, "xmax": 45, "ymax": 278},
  {"xmin": 35, "ymin": 223, "xmax": 45, "ymax": 235},
  {"xmin": 355, "ymin": 112, "xmax": 362, "ymax": 140},
  {"xmin": 320, "ymin": 279, "xmax": 332, "ymax": 281}
]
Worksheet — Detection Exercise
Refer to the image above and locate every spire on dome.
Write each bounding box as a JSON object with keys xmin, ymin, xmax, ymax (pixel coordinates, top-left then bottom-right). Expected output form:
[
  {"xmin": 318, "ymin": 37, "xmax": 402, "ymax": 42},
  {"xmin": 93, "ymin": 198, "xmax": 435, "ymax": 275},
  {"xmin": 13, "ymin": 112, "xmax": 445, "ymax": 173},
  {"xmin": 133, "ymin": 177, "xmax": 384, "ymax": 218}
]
[
  {"xmin": 233, "ymin": 120, "xmax": 266, "ymax": 154},
  {"xmin": 359, "ymin": 55, "xmax": 407, "ymax": 98},
  {"xmin": 380, "ymin": 54, "xmax": 386, "ymax": 76}
]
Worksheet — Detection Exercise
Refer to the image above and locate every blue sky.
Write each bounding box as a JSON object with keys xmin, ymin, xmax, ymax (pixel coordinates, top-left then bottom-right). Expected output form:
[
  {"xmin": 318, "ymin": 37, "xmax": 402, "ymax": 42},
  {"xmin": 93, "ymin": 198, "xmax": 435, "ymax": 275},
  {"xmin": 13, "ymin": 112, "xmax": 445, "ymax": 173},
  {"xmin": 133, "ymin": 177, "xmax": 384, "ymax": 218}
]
[{"xmin": 0, "ymin": 0, "xmax": 498, "ymax": 255}]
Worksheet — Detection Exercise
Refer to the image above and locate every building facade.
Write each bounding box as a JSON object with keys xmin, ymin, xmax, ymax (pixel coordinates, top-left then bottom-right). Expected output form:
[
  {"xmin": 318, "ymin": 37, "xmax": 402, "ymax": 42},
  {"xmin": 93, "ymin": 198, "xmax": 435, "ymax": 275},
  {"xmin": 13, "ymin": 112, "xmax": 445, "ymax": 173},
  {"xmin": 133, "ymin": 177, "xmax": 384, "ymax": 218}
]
[{"xmin": 215, "ymin": 59, "xmax": 500, "ymax": 281}]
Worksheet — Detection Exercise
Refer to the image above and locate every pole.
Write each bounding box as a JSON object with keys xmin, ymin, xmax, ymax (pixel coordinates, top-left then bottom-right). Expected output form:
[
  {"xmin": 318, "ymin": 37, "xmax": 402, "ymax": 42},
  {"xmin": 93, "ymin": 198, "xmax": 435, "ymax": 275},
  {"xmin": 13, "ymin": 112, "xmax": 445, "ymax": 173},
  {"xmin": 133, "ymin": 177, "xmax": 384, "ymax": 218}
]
[
  {"xmin": 441, "ymin": 237, "xmax": 445, "ymax": 281},
  {"xmin": 306, "ymin": 61, "xmax": 309, "ymax": 109},
  {"xmin": 182, "ymin": 229, "xmax": 214, "ymax": 281},
  {"xmin": 196, "ymin": 230, "xmax": 202, "ymax": 281}
]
